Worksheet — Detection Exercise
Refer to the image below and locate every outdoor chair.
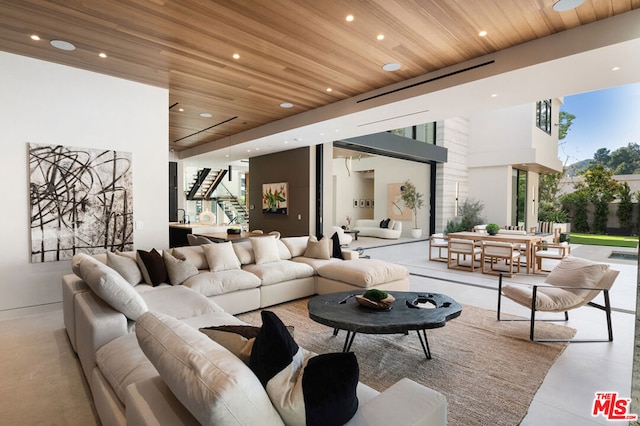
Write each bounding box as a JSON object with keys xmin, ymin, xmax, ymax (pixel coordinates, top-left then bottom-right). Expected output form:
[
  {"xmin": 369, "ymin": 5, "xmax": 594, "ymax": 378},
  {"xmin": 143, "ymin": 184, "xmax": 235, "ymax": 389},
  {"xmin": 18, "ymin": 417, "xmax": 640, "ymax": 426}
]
[
  {"xmin": 481, "ymin": 241, "xmax": 520, "ymax": 277},
  {"xmin": 429, "ymin": 233, "xmax": 448, "ymax": 262},
  {"xmin": 497, "ymin": 256, "xmax": 619, "ymax": 342},
  {"xmin": 268, "ymin": 230, "xmax": 281, "ymax": 239},
  {"xmin": 447, "ymin": 238, "xmax": 482, "ymax": 272},
  {"xmin": 533, "ymin": 241, "xmax": 571, "ymax": 273}
]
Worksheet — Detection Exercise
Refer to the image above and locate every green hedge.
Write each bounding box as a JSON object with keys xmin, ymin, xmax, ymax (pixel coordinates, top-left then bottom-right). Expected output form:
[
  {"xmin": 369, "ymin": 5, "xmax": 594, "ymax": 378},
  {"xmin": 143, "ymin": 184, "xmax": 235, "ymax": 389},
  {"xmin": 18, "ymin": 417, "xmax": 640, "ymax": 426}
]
[{"xmin": 569, "ymin": 233, "xmax": 638, "ymax": 248}]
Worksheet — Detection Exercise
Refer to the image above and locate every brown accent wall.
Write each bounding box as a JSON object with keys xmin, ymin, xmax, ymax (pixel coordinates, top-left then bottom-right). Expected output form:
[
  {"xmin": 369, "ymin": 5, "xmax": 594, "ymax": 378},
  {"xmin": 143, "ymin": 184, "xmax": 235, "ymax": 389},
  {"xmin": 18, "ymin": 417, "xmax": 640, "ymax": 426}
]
[{"xmin": 249, "ymin": 147, "xmax": 311, "ymax": 237}]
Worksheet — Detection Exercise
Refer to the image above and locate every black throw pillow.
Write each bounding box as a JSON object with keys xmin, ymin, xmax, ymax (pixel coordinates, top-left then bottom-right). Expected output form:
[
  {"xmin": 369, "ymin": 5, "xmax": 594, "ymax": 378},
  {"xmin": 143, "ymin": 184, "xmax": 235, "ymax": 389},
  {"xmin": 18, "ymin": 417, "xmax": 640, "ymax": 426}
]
[
  {"xmin": 330, "ymin": 232, "xmax": 344, "ymax": 259},
  {"xmin": 380, "ymin": 218, "xmax": 391, "ymax": 229},
  {"xmin": 250, "ymin": 311, "xmax": 299, "ymax": 387},
  {"xmin": 137, "ymin": 249, "xmax": 167, "ymax": 286}
]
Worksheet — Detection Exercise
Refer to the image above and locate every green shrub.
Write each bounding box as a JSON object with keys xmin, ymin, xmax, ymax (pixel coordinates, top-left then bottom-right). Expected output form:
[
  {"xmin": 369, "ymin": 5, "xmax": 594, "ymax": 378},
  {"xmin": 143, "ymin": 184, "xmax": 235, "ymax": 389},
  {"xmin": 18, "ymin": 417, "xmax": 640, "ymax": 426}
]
[{"xmin": 363, "ymin": 289, "xmax": 388, "ymax": 302}]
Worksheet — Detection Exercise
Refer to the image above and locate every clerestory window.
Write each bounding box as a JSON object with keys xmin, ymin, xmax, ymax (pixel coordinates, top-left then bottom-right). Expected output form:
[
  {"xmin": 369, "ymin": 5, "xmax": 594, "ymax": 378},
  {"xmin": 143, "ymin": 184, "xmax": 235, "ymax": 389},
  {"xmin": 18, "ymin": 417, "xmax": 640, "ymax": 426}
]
[{"xmin": 536, "ymin": 99, "xmax": 552, "ymax": 135}]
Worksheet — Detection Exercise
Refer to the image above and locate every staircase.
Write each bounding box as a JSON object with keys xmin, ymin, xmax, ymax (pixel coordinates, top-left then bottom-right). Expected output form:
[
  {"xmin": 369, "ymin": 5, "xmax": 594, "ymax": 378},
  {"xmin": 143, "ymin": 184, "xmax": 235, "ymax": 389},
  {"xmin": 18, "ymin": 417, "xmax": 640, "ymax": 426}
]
[{"xmin": 185, "ymin": 168, "xmax": 248, "ymax": 223}]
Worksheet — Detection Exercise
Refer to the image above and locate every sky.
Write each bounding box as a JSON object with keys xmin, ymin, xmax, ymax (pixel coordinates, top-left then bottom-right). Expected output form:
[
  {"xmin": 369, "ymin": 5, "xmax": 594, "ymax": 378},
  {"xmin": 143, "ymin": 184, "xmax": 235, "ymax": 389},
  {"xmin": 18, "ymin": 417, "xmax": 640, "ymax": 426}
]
[{"xmin": 559, "ymin": 81, "xmax": 640, "ymax": 165}]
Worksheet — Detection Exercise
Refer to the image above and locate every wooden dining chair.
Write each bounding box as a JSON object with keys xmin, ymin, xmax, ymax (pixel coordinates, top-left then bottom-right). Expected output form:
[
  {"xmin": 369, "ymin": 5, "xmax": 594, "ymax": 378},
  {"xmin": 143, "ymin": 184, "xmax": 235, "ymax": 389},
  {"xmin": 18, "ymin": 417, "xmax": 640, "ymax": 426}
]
[
  {"xmin": 447, "ymin": 238, "xmax": 482, "ymax": 272},
  {"xmin": 481, "ymin": 241, "xmax": 520, "ymax": 277}
]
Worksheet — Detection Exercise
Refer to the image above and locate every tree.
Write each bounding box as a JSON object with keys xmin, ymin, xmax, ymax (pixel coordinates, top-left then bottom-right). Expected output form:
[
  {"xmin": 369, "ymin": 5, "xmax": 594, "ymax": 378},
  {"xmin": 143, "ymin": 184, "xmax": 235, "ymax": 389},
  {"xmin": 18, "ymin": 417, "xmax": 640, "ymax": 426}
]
[
  {"xmin": 557, "ymin": 111, "xmax": 575, "ymax": 143},
  {"xmin": 561, "ymin": 191, "xmax": 589, "ymax": 232},
  {"xmin": 616, "ymin": 182, "xmax": 633, "ymax": 232},
  {"xmin": 400, "ymin": 180, "xmax": 424, "ymax": 230},
  {"xmin": 575, "ymin": 164, "xmax": 620, "ymax": 233},
  {"xmin": 608, "ymin": 142, "xmax": 640, "ymax": 175},
  {"xmin": 592, "ymin": 148, "xmax": 610, "ymax": 166},
  {"xmin": 445, "ymin": 199, "xmax": 486, "ymax": 233}
]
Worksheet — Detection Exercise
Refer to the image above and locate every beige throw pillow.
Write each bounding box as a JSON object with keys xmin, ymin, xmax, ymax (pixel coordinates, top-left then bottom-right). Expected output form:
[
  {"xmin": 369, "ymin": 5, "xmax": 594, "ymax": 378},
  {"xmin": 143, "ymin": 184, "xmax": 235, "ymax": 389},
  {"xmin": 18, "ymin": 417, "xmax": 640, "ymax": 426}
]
[
  {"xmin": 251, "ymin": 236, "xmax": 280, "ymax": 265},
  {"xmin": 202, "ymin": 242, "xmax": 241, "ymax": 272},
  {"xmin": 304, "ymin": 235, "xmax": 331, "ymax": 260},
  {"xmin": 107, "ymin": 251, "xmax": 143, "ymax": 285},
  {"xmin": 162, "ymin": 250, "xmax": 199, "ymax": 285}
]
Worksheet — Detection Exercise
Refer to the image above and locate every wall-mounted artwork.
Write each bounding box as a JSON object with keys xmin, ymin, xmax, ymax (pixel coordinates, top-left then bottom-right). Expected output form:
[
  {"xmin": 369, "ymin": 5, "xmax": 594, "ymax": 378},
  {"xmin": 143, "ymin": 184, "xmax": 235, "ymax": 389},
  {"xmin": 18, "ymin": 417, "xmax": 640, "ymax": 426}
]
[
  {"xmin": 353, "ymin": 199, "xmax": 359, "ymax": 208},
  {"xmin": 387, "ymin": 183, "xmax": 412, "ymax": 220},
  {"xmin": 29, "ymin": 143, "xmax": 134, "ymax": 262},
  {"xmin": 365, "ymin": 199, "xmax": 371, "ymax": 208},
  {"xmin": 262, "ymin": 182, "xmax": 288, "ymax": 214},
  {"xmin": 359, "ymin": 199, "xmax": 365, "ymax": 208}
]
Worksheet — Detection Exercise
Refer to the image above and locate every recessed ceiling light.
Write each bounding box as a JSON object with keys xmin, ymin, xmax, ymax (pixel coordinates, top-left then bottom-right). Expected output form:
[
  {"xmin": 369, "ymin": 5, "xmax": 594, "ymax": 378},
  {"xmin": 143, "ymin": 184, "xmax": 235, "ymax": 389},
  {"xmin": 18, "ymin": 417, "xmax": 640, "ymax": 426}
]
[
  {"xmin": 30, "ymin": 35, "xmax": 40, "ymax": 41},
  {"xmin": 178, "ymin": 108, "xmax": 184, "ymax": 112},
  {"xmin": 491, "ymin": 93, "xmax": 498, "ymax": 98},
  {"xmin": 233, "ymin": 53, "xmax": 240, "ymax": 59},
  {"xmin": 382, "ymin": 63, "xmax": 401, "ymax": 72},
  {"xmin": 377, "ymin": 34, "xmax": 385, "ymax": 41},
  {"xmin": 99, "ymin": 52, "xmax": 107, "ymax": 58},
  {"xmin": 345, "ymin": 15, "xmax": 354, "ymax": 22},
  {"xmin": 280, "ymin": 102, "xmax": 294, "ymax": 108},
  {"xmin": 611, "ymin": 66, "xmax": 621, "ymax": 71},
  {"xmin": 478, "ymin": 30, "xmax": 488, "ymax": 37},
  {"xmin": 326, "ymin": 88, "xmax": 332, "ymax": 92},
  {"xmin": 199, "ymin": 113, "xmax": 212, "ymax": 118},
  {"xmin": 552, "ymin": 0, "xmax": 584, "ymax": 12},
  {"xmin": 284, "ymin": 141, "xmax": 289, "ymax": 144},
  {"xmin": 50, "ymin": 40, "xmax": 76, "ymax": 51},
  {"xmin": 255, "ymin": 148, "xmax": 260, "ymax": 151},
  {"xmin": 294, "ymin": 138, "xmax": 302, "ymax": 142},
  {"xmin": 225, "ymin": 154, "xmax": 230, "ymax": 157}
]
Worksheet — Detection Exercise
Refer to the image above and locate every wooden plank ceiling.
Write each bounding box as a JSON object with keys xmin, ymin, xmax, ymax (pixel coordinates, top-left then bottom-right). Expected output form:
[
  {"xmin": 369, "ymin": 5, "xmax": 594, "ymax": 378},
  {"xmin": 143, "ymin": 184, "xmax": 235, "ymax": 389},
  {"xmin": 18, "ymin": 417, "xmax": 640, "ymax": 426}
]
[{"xmin": 1, "ymin": 0, "xmax": 637, "ymax": 152}]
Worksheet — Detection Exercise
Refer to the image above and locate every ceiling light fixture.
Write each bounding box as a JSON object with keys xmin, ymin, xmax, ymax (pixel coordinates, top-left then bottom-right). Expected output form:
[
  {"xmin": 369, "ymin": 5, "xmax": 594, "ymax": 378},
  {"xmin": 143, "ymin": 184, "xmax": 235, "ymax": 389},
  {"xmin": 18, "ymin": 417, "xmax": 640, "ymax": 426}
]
[
  {"xmin": 178, "ymin": 108, "xmax": 184, "ymax": 112},
  {"xmin": 199, "ymin": 113, "xmax": 212, "ymax": 118},
  {"xmin": 552, "ymin": 0, "xmax": 584, "ymax": 12},
  {"xmin": 233, "ymin": 53, "xmax": 240, "ymax": 59},
  {"xmin": 478, "ymin": 30, "xmax": 488, "ymax": 37},
  {"xmin": 99, "ymin": 52, "xmax": 107, "ymax": 58},
  {"xmin": 50, "ymin": 40, "xmax": 76, "ymax": 51},
  {"xmin": 377, "ymin": 34, "xmax": 385, "ymax": 40},
  {"xmin": 280, "ymin": 102, "xmax": 294, "ymax": 108},
  {"xmin": 611, "ymin": 66, "xmax": 621, "ymax": 71},
  {"xmin": 491, "ymin": 93, "xmax": 498, "ymax": 98},
  {"xmin": 345, "ymin": 15, "xmax": 354, "ymax": 22},
  {"xmin": 326, "ymin": 88, "xmax": 332, "ymax": 92},
  {"xmin": 382, "ymin": 63, "xmax": 401, "ymax": 72},
  {"xmin": 30, "ymin": 35, "xmax": 40, "ymax": 41}
]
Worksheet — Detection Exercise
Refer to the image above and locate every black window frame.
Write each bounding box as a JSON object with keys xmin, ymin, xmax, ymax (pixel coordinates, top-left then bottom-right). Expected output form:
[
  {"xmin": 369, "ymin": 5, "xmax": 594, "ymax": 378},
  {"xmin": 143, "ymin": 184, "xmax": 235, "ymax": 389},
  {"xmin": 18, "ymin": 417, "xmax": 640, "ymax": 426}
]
[{"xmin": 536, "ymin": 99, "xmax": 552, "ymax": 135}]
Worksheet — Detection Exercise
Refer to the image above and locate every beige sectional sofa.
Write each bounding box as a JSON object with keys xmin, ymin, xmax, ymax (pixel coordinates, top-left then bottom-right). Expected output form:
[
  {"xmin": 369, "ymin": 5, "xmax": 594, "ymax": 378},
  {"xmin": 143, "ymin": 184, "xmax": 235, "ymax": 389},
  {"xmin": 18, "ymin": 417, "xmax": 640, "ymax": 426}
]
[{"xmin": 63, "ymin": 235, "xmax": 447, "ymax": 425}]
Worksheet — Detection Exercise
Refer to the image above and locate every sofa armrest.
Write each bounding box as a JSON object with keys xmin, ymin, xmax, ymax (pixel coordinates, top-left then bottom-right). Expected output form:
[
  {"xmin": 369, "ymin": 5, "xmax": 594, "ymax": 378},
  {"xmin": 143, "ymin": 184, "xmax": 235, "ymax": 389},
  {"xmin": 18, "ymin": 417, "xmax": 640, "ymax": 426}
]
[
  {"xmin": 341, "ymin": 250, "xmax": 359, "ymax": 260},
  {"xmin": 126, "ymin": 376, "xmax": 199, "ymax": 426},
  {"xmin": 346, "ymin": 378, "xmax": 447, "ymax": 426},
  {"xmin": 75, "ymin": 291, "xmax": 131, "ymax": 379}
]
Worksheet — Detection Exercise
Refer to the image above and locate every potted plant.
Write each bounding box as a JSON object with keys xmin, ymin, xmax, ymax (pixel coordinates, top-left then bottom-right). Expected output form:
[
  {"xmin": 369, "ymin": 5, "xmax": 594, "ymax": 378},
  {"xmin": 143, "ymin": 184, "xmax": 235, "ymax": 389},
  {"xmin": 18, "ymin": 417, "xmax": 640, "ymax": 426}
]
[
  {"xmin": 400, "ymin": 180, "xmax": 425, "ymax": 238},
  {"xmin": 486, "ymin": 223, "xmax": 500, "ymax": 235}
]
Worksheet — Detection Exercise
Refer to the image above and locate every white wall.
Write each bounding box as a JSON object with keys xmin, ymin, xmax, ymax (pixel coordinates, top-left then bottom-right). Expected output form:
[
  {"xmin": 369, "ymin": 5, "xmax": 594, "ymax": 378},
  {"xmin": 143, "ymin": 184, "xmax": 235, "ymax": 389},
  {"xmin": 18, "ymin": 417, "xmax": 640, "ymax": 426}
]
[
  {"xmin": 0, "ymin": 52, "xmax": 168, "ymax": 317},
  {"xmin": 332, "ymin": 154, "xmax": 429, "ymax": 236},
  {"xmin": 468, "ymin": 166, "xmax": 512, "ymax": 226}
]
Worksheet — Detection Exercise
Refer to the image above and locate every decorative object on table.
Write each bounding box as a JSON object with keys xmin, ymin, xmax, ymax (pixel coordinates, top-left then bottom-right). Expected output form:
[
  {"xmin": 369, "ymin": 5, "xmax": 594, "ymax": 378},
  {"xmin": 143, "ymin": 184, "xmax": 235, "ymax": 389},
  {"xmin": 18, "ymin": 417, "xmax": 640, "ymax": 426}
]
[
  {"xmin": 227, "ymin": 228, "xmax": 242, "ymax": 235},
  {"xmin": 29, "ymin": 143, "xmax": 133, "ymax": 262},
  {"xmin": 262, "ymin": 182, "xmax": 288, "ymax": 214},
  {"xmin": 355, "ymin": 289, "xmax": 395, "ymax": 310},
  {"xmin": 345, "ymin": 215, "xmax": 351, "ymax": 230},
  {"xmin": 400, "ymin": 179, "xmax": 425, "ymax": 238},
  {"xmin": 486, "ymin": 223, "xmax": 500, "ymax": 235}
]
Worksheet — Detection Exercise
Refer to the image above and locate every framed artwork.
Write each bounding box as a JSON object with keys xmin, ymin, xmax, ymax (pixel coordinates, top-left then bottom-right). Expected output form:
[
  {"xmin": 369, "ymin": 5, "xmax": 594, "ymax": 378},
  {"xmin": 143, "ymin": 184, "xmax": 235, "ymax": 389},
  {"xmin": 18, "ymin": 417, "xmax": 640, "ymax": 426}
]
[
  {"xmin": 359, "ymin": 199, "xmax": 365, "ymax": 208},
  {"xmin": 353, "ymin": 199, "xmax": 359, "ymax": 208},
  {"xmin": 262, "ymin": 182, "xmax": 288, "ymax": 214},
  {"xmin": 387, "ymin": 183, "xmax": 412, "ymax": 220},
  {"xmin": 365, "ymin": 199, "xmax": 371, "ymax": 208},
  {"xmin": 29, "ymin": 143, "xmax": 134, "ymax": 262}
]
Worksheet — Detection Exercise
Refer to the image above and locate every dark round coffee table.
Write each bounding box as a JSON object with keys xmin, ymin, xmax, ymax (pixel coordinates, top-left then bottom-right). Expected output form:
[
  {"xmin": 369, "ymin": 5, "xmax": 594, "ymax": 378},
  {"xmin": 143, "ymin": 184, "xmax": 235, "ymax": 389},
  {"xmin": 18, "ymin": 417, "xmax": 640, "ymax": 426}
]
[{"xmin": 308, "ymin": 291, "xmax": 462, "ymax": 359}]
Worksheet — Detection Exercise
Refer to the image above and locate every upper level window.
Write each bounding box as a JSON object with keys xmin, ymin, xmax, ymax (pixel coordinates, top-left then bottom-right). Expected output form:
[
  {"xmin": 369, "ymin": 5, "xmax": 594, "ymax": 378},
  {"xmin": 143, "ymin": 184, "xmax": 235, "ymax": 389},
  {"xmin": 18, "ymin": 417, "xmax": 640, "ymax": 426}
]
[{"xmin": 536, "ymin": 99, "xmax": 552, "ymax": 135}]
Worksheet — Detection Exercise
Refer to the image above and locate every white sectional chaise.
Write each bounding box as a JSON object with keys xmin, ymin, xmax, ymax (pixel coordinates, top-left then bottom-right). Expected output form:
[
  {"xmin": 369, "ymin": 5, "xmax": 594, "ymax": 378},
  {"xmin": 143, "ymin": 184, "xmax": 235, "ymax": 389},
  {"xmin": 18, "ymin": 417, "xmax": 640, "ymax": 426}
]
[{"xmin": 62, "ymin": 235, "xmax": 447, "ymax": 425}]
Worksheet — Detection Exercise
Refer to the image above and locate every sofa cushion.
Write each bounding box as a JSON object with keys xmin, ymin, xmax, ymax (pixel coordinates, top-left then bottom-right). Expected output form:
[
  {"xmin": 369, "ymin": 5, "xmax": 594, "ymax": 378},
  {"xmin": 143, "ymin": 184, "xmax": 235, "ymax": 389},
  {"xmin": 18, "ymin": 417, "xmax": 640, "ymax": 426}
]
[
  {"xmin": 249, "ymin": 311, "xmax": 359, "ymax": 426},
  {"xmin": 251, "ymin": 236, "xmax": 281, "ymax": 265},
  {"xmin": 276, "ymin": 239, "xmax": 293, "ymax": 260},
  {"xmin": 281, "ymin": 236, "xmax": 309, "ymax": 258},
  {"xmin": 95, "ymin": 333, "xmax": 158, "ymax": 404},
  {"xmin": 243, "ymin": 260, "xmax": 315, "ymax": 286},
  {"xmin": 171, "ymin": 246, "xmax": 209, "ymax": 270},
  {"xmin": 136, "ymin": 249, "xmax": 168, "ymax": 286},
  {"xmin": 199, "ymin": 325, "xmax": 261, "ymax": 364},
  {"xmin": 77, "ymin": 254, "xmax": 148, "ymax": 320},
  {"xmin": 106, "ymin": 251, "xmax": 143, "ymax": 285},
  {"xmin": 141, "ymin": 286, "xmax": 221, "ymax": 319},
  {"xmin": 317, "ymin": 259, "xmax": 408, "ymax": 288},
  {"xmin": 202, "ymin": 242, "xmax": 241, "ymax": 272},
  {"xmin": 291, "ymin": 256, "xmax": 341, "ymax": 272},
  {"xmin": 304, "ymin": 235, "xmax": 331, "ymax": 260},
  {"xmin": 162, "ymin": 250, "xmax": 199, "ymax": 285},
  {"xmin": 233, "ymin": 241, "xmax": 255, "ymax": 265},
  {"xmin": 181, "ymin": 269, "xmax": 262, "ymax": 297},
  {"xmin": 136, "ymin": 312, "xmax": 283, "ymax": 426}
]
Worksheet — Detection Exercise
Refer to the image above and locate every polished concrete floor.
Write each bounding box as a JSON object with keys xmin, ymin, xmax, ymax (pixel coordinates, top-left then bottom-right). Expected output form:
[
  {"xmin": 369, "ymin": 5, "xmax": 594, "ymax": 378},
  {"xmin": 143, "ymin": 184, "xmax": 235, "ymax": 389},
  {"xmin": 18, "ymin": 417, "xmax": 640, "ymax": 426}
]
[{"xmin": 359, "ymin": 239, "xmax": 637, "ymax": 426}]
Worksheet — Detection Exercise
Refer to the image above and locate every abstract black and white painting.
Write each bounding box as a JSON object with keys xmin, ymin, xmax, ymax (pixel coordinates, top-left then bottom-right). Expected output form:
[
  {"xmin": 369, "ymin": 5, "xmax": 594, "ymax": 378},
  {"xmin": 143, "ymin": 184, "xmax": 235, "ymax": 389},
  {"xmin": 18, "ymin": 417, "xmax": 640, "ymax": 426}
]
[{"xmin": 29, "ymin": 143, "xmax": 134, "ymax": 262}]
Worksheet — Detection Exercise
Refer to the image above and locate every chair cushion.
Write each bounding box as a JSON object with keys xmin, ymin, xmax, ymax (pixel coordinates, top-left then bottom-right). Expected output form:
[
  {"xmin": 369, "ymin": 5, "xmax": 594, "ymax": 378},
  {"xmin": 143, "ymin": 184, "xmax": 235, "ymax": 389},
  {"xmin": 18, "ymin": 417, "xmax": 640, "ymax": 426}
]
[
  {"xmin": 544, "ymin": 256, "xmax": 609, "ymax": 298},
  {"xmin": 502, "ymin": 284, "xmax": 585, "ymax": 312},
  {"xmin": 136, "ymin": 312, "xmax": 283, "ymax": 426},
  {"xmin": 249, "ymin": 311, "xmax": 359, "ymax": 426}
]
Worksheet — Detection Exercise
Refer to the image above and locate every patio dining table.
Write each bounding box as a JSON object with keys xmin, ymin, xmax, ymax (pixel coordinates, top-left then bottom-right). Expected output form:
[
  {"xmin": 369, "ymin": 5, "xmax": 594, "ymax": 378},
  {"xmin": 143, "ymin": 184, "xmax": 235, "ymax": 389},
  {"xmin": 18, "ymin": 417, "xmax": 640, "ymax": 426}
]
[{"xmin": 447, "ymin": 231, "xmax": 543, "ymax": 274}]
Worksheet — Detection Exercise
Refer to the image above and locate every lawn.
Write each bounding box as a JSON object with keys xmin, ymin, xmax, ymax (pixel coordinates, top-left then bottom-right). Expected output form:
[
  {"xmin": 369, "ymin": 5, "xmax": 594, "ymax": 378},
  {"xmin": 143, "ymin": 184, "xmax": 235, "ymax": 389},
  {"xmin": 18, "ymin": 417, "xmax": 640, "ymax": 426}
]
[{"xmin": 569, "ymin": 233, "xmax": 638, "ymax": 248}]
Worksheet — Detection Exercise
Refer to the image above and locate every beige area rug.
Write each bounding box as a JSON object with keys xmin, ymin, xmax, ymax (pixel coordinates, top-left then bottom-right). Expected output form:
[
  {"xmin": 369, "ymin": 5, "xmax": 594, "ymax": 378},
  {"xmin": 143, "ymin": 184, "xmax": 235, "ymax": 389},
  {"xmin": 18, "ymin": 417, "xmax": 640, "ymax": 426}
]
[
  {"xmin": 238, "ymin": 298, "xmax": 576, "ymax": 426},
  {"xmin": 0, "ymin": 311, "xmax": 97, "ymax": 426}
]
